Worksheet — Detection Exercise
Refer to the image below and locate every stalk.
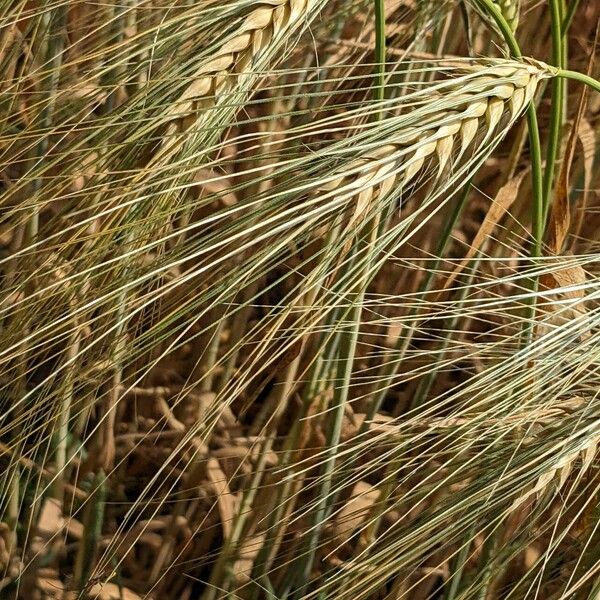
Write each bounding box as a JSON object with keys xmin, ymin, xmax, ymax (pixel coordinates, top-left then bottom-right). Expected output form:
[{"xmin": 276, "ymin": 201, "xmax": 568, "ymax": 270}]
[
  {"xmin": 444, "ymin": 521, "xmax": 478, "ymax": 600},
  {"xmin": 557, "ymin": 69, "xmax": 600, "ymax": 94},
  {"xmin": 249, "ymin": 292, "xmax": 346, "ymax": 594},
  {"xmin": 54, "ymin": 324, "xmax": 80, "ymax": 502},
  {"xmin": 474, "ymin": 528, "xmax": 500, "ymax": 600},
  {"xmin": 95, "ymin": 0, "xmax": 138, "ymax": 470},
  {"xmin": 341, "ymin": 256, "xmax": 482, "ymax": 584},
  {"xmin": 474, "ymin": 0, "xmax": 544, "ymax": 238},
  {"xmin": 541, "ymin": 0, "xmax": 567, "ymax": 224},
  {"xmin": 27, "ymin": 4, "xmax": 67, "ymax": 242},
  {"xmin": 365, "ymin": 182, "xmax": 472, "ymax": 425},
  {"xmin": 474, "ymin": 0, "xmax": 544, "ymax": 344},
  {"xmin": 290, "ymin": 9, "xmax": 388, "ymax": 587},
  {"xmin": 4, "ymin": 1, "xmax": 68, "ymax": 563},
  {"xmin": 73, "ymin": 471, "xmax": 107, "ymax": 596},
  {"xmin": 203, "ymin": 363, "xmax": 300, "ymax": 599},
  {"xmin": 562, "ymin": 0, "xmax": 580, "ymax": 32},
  {"xmin": 291, "ymin": 234, "xmax": 377, "ymax": 598},
  {"xmin": 203, "ymin": 280, "xmax": 320, "ymax": 599},
  {"xmin": 3, "ymin": 467, "xmax": 20, "ymax": 561},
  {"xmin": 196, "ymin": 317, "xmax": 226, "ymax": 395}
]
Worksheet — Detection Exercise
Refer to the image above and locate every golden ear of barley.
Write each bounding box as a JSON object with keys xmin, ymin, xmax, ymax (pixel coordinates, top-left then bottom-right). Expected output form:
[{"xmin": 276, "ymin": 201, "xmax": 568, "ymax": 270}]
[
  {"xmin": 511, "ymin": 433, "xmax": 598, "ymax": 510},
  {"xmin": 160, "ymin": 0, "xmax": 317, "ymax": 149},
  {"xmin": 319, "ymin": 62, "xmax": 546, "ymax": 230}
]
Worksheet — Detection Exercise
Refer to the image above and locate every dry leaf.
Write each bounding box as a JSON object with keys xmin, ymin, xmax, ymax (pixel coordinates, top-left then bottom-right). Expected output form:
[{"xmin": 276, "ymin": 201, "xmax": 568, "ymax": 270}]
[
  {"xmin": 87, "ymin": 582, "xmax": 142, "ymax": 600},
  {"xmin": 38, "ymin": 576, "xmax": 64, "ymax": 599},
  {"xmin": 444, "ymin": 168, "xmax": 529, "ymax": 290},
  {"xmin": 232, "ymin": 532, "xmax": 266, "ymax": 584},
  {"xmin": 573, "ymin": 117, "xmax": 596, "ymax": 241},
  {"xmin": 37, "ymin": 498, "xmax": 64, "ymax": 538},
  {"xmin": 551, "ymin": 25, "xmax": 596, "ymax": 252},
  {"xmin": 331, "ymin": 481, "xmax": 380, "ymax": 542},
  {"xmin": 539, "ymin": 258, "xmax": 588, "ymax": 336}
]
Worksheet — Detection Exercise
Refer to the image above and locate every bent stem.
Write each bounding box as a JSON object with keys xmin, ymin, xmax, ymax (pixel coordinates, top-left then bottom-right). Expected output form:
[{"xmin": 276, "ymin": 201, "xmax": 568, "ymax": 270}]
[
  {"xmin": 557, "ymin": 69, "xmax": 600, "ymax": 94},
  {"xmin": 475, "ymin": 0, "xmax": 544, "ymax": 343}
]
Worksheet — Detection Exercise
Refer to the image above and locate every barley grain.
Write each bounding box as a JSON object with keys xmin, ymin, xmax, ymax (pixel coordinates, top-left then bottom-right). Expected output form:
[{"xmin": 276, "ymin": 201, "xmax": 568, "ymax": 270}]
[{"xmin": 511, "ymin": 432, "xmax": 598, "ymax": 510}]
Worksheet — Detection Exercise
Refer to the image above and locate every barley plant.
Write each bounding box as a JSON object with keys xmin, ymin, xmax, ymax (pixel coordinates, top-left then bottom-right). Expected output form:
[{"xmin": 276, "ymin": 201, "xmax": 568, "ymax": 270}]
[{"xmin": 2, "ymin": 0, "xmax": 600, "ymax": 599}]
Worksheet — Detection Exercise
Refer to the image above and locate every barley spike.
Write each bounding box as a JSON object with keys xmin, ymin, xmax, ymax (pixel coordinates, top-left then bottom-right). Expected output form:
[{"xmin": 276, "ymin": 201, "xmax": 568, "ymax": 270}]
[
  {"xmin": 158, "ymin": 0, "xmax": 323, "ymax": 156},
  {"xmin": 319, "ymin": 61, "xmax": 548, "ymax": 231}
]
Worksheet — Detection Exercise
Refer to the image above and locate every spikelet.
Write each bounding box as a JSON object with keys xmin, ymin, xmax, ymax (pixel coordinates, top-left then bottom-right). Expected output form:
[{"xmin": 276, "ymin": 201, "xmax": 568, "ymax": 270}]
[{"xmin": 495, "ymin": 0, "xmax": 520, "ymax": 31}]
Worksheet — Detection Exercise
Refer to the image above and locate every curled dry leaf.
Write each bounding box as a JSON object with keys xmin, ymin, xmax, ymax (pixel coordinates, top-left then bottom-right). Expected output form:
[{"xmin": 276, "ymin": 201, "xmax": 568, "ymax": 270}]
[
  {"xmin": 539, "ymin": 258, "xmax": 589, "ymax": 337},
  {"xmin": 207, "ymin": 457, "xmax": 237, "ymax": 539},
  {"xmin": 443, "ymin": 167, "xmax": 529, "ymax": 291},
  {"xmin": 572, "ymin": 117, "xmax": 596, "ymax": 241},
  {"xmin": 232, "ymin": 532, "xmax": 266, "ymax": 584},
  {"xmin": 331, "ymin": 481, "xmax": 380, "ymax": 542},
  {"xmin": 549, "ymin": 101, "xmax": 589, "ymax": 253},
  {"xmin": 87, "ymin": 582, "xmax": 143, "ymax": 600}
]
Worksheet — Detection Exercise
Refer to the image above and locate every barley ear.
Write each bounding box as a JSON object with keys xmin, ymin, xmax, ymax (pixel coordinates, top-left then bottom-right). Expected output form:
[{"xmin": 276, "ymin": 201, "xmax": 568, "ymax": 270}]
[
  {"xmin": 496, "ymin": 0, "xmax": 520, "ymax": 31},
  {"xmin": 158, "ymin": 0, "xmax": 320, "ymax": 158},
  {"xmin": 319, "ymin": 61, "xmax": 546, "ymax": 235}
]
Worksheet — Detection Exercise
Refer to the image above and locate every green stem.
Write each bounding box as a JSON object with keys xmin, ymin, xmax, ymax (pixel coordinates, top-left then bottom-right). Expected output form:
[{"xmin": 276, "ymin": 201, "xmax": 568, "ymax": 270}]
[
  {"xmin": 528, "ymin": 107, "xmax": 544, "ymax": 259},
  {"xmin": 292, "ymin": 241, "xmax": 373, "ymax": 598},
  {"xmin": 291, "ymin": 9, "xmax": 388, "ymax": 593},
  {"xmin": 250, "ymin": 299, "xmax": 343, "ymax": 596},
  {"xmin": 475, "ymin": 0, "xmax": 545, "ymax": 341},
  {"xmin": 54, "ymin": 326, "xmax": 80, "ymax": 501},
  {"xmin": 557, "ymin": 69, "xmax": 600, "ymax": 94},
  {"xmin": 74, "ymin": 471, "xmax": 107, "ymax": 596},
  {"xmin": 562, "ymin": 0, "xmax": 580, "ymax": 32},
  {"xmin": 475, "ymin": 0, "xmax": 543, "ymax": 243},
  {"xmin": 444, "ymin": 521, "xmax": 478, "ymax": 600},
  {"xmin": 542, "ymin": 0, "xmax": 566, "ymax": 224},
  {"xmin": 374, "ymin": 0, "xmax": 386, "ymax": 116}
]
